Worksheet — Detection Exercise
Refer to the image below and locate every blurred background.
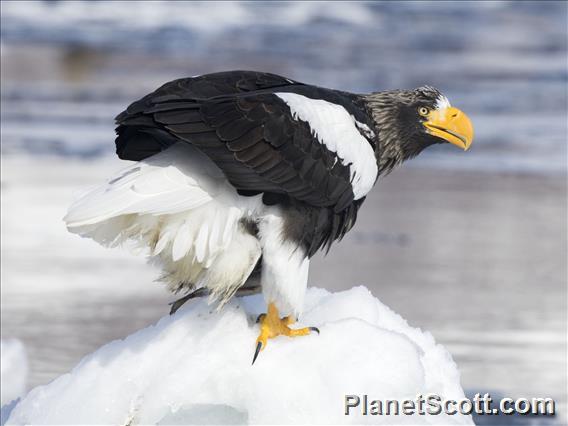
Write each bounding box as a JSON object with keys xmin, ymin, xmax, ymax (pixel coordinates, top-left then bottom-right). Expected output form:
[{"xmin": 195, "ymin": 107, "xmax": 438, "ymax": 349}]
[{"xmin": 1, "ymin": 0, "xmax": 566, "ymax": 422}]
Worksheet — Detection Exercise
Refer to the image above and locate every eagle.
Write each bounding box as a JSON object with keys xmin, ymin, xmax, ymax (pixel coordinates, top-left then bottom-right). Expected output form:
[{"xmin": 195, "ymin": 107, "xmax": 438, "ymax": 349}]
[{"xmin": 64, "ymin": 70, "xmax": 473, "ymax": 363}]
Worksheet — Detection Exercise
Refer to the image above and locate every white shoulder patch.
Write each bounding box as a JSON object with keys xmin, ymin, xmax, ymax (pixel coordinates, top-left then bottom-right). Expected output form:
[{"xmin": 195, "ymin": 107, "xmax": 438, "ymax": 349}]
[{"xmin": 275, "ymin": 92, "xmax": 378, "ymax": 199}]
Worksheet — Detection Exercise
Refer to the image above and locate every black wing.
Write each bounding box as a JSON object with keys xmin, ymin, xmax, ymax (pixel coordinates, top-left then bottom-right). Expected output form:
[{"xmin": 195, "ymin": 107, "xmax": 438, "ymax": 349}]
[{"xmin": 115, "ymin": 71, "xmax": 374, "ymax": 214}]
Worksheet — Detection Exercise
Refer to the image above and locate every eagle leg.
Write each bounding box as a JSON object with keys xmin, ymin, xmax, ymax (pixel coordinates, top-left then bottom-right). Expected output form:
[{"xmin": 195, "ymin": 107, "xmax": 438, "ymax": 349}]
[
  {"xmin": 252, "ymin": 302, "xmax": 319, "ymax": 364},
  {"xmin": 170, "ymin": 284, "xmax": 262, "ymax": 316}
]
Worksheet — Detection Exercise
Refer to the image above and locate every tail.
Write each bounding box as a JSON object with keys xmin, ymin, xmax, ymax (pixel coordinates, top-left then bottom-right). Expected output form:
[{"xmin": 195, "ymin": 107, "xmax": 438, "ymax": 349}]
[
  {"xmin": 64, "ymin": 143, "xmax": 260, "ymax": 301},
  {"xmin": 63, "ymin": 143, "xmax": 219, "ymax": 249}
]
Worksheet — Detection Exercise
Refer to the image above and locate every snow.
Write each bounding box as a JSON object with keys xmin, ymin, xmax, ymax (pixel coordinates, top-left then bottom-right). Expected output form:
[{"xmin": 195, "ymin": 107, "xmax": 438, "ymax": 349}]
[
  {"xmin": 0, "ymin": 339, "xmax": 28, "ymax": 406},
  {"xmin": 2, "ymin": 286, "xmax": 472, "ymax": 425}
]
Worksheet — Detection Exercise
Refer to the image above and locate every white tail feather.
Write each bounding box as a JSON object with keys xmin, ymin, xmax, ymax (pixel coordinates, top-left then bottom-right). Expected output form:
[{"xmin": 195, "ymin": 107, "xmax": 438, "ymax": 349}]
[{"xmin": 64, "ymin": 143, "xmax": 263, "ymax": 301}]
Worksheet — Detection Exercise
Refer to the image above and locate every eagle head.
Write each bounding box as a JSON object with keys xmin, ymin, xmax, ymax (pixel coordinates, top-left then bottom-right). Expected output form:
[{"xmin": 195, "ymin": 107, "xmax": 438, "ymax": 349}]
[{"xmin": 364, "ymin": 86, "xmax": 474, "ymax": 175}]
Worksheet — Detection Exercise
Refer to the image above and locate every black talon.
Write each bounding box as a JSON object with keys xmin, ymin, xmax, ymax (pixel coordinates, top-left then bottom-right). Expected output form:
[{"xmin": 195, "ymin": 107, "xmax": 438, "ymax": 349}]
[
  {"xmin": 252, "ymin": 341, "xmax": 263, "ymax": 365},
  {"xmin": 256, "ymin": 313, "xmax": 266, "ymax": 323},
  {"xmin": 168, "ymin": 288, "xmax": 208, "ymax": 315},
  {"xmin": 169, "ymin": 295, "xmax": 192, "ymax": 315},
  {"xmin": 309, "ymin": 327, "xmax": 320, "ymax": 334}
]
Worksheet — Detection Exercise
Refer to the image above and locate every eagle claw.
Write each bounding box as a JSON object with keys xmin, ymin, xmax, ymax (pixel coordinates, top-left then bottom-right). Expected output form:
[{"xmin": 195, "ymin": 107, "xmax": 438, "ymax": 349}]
[
  {"xmin": 251, "ymin": 303, "xmax": 319, "ymax": 365},
  {"xmin": 252, "ymin": 341, "xmax": 263, "ymax": 365}
]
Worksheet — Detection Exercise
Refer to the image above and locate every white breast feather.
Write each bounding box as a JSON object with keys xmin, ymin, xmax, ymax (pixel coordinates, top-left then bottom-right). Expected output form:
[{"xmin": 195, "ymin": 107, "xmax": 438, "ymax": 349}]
[{"xmin": 275, "ymin": 92, "xmax": 378, "ymax": 199}]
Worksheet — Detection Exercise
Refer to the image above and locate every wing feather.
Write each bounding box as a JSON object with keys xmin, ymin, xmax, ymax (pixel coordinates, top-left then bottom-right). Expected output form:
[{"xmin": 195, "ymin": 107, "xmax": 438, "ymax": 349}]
[
  {"xmin": 115, "ymin": 72, "xmax": 360, "ymax": 212},
  {"xmin": 65, "ymin": 143, "xmax": 263, "ymax": 269},
  {"xmin": 194, "ymin": 222, "xmax": 210, "ymax": 264},
  {"xmin": 110, "ymin": 71, "xmax": 377, "ymax": 254},
  {"xmin": 172, "ymin": 221, "xmax": 193, "ymax": 262},
  {"xmin": 64, "ymin": 144, "xmax": 220, "ymax": 227}
]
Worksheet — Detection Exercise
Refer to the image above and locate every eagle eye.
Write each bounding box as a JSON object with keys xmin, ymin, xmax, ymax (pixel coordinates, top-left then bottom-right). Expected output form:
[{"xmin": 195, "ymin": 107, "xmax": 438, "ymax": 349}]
[{"xmin": 418, "ymin": 106, "xmax": 430, "ymax": 116}]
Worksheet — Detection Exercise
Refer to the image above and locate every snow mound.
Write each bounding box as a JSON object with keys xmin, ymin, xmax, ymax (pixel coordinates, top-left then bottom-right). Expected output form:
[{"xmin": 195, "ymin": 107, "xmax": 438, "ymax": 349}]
[
  {"xmin": 3, "ymin": 287, "xmax": 472, "ymax": 425},
  {"xmin": 0, "ymin": 339, "xmax": 28, "ymax": 407}
]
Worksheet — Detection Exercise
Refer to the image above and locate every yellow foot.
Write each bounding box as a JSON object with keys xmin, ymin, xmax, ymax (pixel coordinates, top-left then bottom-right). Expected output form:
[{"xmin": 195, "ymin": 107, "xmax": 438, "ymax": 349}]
[{"xmin": 252, "ymin": 302, "xmax": 319, "ymax": 364}]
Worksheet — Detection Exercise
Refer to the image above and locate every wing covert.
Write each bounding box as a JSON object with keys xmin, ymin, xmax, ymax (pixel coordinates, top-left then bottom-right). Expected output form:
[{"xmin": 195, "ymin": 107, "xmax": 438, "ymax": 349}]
[
  {"xmin": 115, "ymin": 72, "xmax": 377, "ymax": 212},
  {"xmin": 168, "ymin": 93, "xmax": 356, "ymax": 212}
]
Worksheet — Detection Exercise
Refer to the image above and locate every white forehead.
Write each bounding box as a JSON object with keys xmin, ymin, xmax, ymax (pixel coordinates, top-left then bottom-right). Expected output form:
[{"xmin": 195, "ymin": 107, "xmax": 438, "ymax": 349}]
[{"xmin": 435, "ymin": 95, "xmax": 451, "ymax": 110}]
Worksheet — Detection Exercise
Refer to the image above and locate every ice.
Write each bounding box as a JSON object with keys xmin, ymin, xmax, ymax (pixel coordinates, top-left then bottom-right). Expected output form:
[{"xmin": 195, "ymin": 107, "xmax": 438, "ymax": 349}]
[
  {"xmin": 0, "ymin": 339, "xmax": 28, "ymax": 406},
  {"xmin": 3, "ymin": 287, "xmax": 472, "ymax": 425}
]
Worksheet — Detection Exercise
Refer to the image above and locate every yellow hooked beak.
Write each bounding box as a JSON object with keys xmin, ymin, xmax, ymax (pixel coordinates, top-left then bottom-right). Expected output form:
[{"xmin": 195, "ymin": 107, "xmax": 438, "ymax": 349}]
[{"xmin": 423, "ymin": 107, "xmax": 474, "ymax": 151}]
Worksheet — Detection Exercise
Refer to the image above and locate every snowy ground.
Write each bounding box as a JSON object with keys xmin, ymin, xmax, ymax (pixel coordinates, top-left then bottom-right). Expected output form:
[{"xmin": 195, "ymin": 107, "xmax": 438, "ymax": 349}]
[
  {"xmin": 0, "ymin": 339, "xmax": 28, "ymax": 407},
  {"xmin": 1, "ymin": 156, "xmax": 565, "ymax": 424},
  {"xmin": 2, "ymin": 287, "xmax": 473, "ymax": 425}
]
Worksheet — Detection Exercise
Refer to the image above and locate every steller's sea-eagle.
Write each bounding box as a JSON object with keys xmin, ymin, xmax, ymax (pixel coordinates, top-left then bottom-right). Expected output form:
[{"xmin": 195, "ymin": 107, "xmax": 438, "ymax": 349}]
[{"xmin": 64, "ymin": 70, "xmax": 473, "ymax": 363}]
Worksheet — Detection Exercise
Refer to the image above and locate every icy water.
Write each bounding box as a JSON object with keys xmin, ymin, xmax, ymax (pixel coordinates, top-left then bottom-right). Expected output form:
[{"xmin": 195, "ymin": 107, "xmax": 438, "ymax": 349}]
[
  {"xmin": 1, "ymin": 1, "xmax": 567, "ymax": 173},
  {"xmin": 1, "ymin": 1, "xmax": 567, "ymax": 423}
]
